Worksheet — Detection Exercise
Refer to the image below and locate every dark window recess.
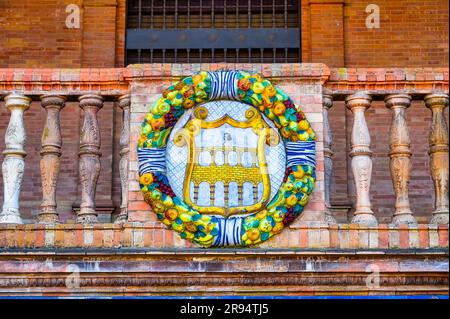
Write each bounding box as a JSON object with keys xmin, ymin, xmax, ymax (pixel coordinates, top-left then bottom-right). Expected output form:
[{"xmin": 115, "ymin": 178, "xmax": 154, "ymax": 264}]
[{"xmin": 126, "ymin": 0, "xmax": 301, "ymax": 64}]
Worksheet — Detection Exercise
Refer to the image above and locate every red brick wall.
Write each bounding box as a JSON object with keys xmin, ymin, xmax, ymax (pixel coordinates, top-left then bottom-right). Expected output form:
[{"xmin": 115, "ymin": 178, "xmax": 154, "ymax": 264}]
[
  {"xmin": 0, "ymin": 0, "xmax": 83, "ymax": 68},
  {"xmin": 303, "ymin": 0, "xmax": 449, "ymax": 67},
  {"xmin": 111, "ymin": 102, "xmax": 124, "ymax": 219},
  {"xmin": 115, "ymin": 0, "xmax": 126, "ymax": 67},
  {"xmin": 307, "ymin": 0, "xmax": 345, "ymax": 67},
  {"xmin": 342, "ymin": 0, "xmax": 449, "ymax": 67},
  {"xmin": 0, "ymin": 0, "xmax": 119, "ymax": 68},
  {"xmin": 81, "ymin": 0, "xmax": 117, "ymax": 67},
  {"xmin": 328, "ymin": 101, "xmax": 349, "ymax": 209},
  {"xmin": 1, "ymin": 1, "xmax": 447, "ymax": 68}
]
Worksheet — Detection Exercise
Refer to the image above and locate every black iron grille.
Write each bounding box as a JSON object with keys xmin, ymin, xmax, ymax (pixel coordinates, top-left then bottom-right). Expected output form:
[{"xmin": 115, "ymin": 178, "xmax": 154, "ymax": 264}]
[{"xmin": 126, "ymin": 0, "xmax": 301, "ymax": 64}]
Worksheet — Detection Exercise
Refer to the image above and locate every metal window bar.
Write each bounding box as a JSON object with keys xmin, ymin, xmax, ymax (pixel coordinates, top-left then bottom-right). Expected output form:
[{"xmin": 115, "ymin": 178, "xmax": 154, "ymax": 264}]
[
  {"xmin": 163, "ymin": 0, "xmax": 166, "ymax": 29},
  {"xmin": 150, "ymin": 0, "xmax": 154, "ymax": 28},
  {"xmin": 175, "ymin": 0, "xmax": 178, "ymax": 29},
  {"xmin": 126, "ymin": 0, "xmax": 300, "ymax": 64},
  {"xmin": 187, "ymin": 0, "xmax": 190, "ymax": 28}
]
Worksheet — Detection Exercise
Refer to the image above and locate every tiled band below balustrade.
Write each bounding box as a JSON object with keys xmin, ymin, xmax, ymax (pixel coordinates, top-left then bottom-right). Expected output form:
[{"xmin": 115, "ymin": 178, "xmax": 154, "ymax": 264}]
[{"xmin": 0, "ymin": 223, "xmax": 447, "ymax": 250}]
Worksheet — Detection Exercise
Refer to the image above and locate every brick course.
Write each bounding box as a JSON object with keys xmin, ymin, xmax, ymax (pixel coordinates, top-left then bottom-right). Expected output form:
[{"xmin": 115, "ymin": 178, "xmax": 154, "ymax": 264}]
[
  {"xmin": 330, "ymin": 99, "xmax": 449, "ymax": 224},
  {"xmin": 0, "ymin": 222, "xmax": 447, "ymax": 249}
]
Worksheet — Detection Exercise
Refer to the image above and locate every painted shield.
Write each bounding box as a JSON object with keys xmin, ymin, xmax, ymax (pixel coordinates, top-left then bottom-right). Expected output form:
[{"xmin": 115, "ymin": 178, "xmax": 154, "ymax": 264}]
[{"xmin": 138, "ymin": 70, "xmax": 316, "ymax": 247}]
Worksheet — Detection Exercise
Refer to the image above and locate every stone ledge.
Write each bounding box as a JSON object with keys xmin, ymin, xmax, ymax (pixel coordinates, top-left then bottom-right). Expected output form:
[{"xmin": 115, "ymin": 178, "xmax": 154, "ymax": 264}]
[
  {"xmin": 0, "ymin": 222, "xmax": 446, "ymax": 231},
  {"xmin": 123, "ymin": 63, "xmax": 330, "ymax": 82},
  {"xmin": 326, "ymin": 67, "xmax": 449, "ymax": 95},
  {"xmin": 0, "ymin": 251, "xmax": 447, "ymax": 296},
  {"xmin": 0, "ymin": 248, "xmax": 447, "ymax": 256},
  {"xmin": 0, "ymin": 65, "xmax": 448, "ymax": 97},
  {"xmin": 0, "ymin": 223, "xmax": 447, "ymax": 250}
]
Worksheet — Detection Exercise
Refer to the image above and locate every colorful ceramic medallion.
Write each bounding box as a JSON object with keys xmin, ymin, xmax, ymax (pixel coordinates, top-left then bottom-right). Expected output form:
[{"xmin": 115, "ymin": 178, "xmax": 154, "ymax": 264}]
[{"xmin": 138, "ymin": 70, "xmax": 316, "ymax": 247}]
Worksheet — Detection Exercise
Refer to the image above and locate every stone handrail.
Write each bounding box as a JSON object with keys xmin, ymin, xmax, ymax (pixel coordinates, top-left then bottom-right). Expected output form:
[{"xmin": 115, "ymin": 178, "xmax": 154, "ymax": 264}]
[
  {"xmin": 1, "ymin": 65, "xmax": 447, "ymax": 95},
  {"xmin": 0, "ymin": 65, "xmax": 448, "ymax": 251},
  {"xmin": 0, "ymin": 222, "xmax": 448, "ymax": 250}
]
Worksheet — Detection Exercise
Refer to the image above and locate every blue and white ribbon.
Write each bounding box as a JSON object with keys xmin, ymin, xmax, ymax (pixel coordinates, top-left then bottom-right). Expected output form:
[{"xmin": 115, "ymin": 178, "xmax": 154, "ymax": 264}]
[
  {"xmin": 286, "ymin": 141, "xmax": 316, "ymax": 168},
  {"xmin": 213, "ymin": 216, "xmax": 243, "ymax": 246},
  {"xmin": 208, "ymin": 71, "xmax": 239, "ymax": 101},
  {"xmin": 137, "ymin": 147, "xmax": 166, "ymax": 175}
]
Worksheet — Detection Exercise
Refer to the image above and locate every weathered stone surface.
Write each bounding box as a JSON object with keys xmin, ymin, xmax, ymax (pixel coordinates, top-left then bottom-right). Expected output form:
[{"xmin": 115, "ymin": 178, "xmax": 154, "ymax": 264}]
[
  {"xmin": 0, "ymin": 93, "xmax": 31, "ymax": 224},
  {"xmin": 322, "ymin": 91, "xmax": 337, "ymax": 224},
  {"xmin": 77, "ymin": 94, "xmax": 104, "ymax": 224},
  {"xmin": 0, "ymin": 250, "xmax": 447, "ymax": 296},
  {"xmin": 346, "ymin": 93, "xmax": 377, "ymax": 226},
  {"xmin": 38, "ymin": 95, "xmax": 66, "ymax": 224},
  {"xmin": 425, "ymin": 93, "xmax": 449, "ymax": 224},
  {"xmin": 385, "ymin": 94, "xmax": 416, "ymax": 225},
  {"xmin": 115, "ymin": 94, "xmax": 131, "ymax": 224}
]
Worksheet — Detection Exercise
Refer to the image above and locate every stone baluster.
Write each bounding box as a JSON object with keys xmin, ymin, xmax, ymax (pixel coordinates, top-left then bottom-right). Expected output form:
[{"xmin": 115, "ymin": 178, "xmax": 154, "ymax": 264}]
[
  {"xmin": 385, "ymin": 94, "xmax": 416, "ymax": 225},
  {"xmin": 0, "ymin": 93, "xmax": 31, "ymax": 224},
  {"xmin": 322, "ymin": 91, "xmax": 337, "ymax": 224},
  {"xmin": 77, "ymin": 94, "xmax": 103, "ymax": 224},
  {"xmin": 115, "ymin": 94, "xmax": 130, "ymax": 224},
  {"xmin": 38, "ymin": 95, "xmax": 66, "ymax": 224},
  {"xmin": 346, "ymin": 92, "xmax": 378, "ymax": 226},
  {"xmin": 424, "ymin": 93, "xmax": 449, "ymax": 224}
]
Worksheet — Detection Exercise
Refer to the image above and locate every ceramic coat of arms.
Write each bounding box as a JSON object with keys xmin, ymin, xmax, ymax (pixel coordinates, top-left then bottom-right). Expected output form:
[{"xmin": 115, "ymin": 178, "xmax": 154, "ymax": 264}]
[{"xmin": 138, "ymin": 70, "xmax": 316, "ymax": 247}]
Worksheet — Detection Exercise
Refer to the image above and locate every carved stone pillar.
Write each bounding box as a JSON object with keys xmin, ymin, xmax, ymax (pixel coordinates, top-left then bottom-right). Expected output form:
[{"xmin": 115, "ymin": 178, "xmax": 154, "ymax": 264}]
[
  {"xmin": 424, "ymin": 93, "xmax": 449, "ymax": 224},
  {"xmin": 385, "ymin": 94, "xmax": 416, "ymax": 225},
  {"xmin": 38, "ymin": 95, "xmax": 66, "ymax": 224},
  {"xmin": 323, "ymin": 92, "xmax": 337, "ymax": 224},
  {"xmin": 0, "ymin": 93, "xmax": 31, "ymax": 224},
  {"xmin": 115, "ymin": 94, "xmax": 130, "ymax": 224},
  {"xmin": 77, "ymin": 94, "xmax": 103, "ymax": 224},
  {"xmin": 346, "ymin": 92, "xmax": 378, "ymax": 226}
]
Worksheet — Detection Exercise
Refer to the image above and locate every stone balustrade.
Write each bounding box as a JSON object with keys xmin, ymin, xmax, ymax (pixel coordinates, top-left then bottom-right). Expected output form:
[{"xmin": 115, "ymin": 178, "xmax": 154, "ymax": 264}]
[
  {"xmin": 322, "ymin": 89, "xmax": 336, "ymax": 225},
  {"xmin": 425, "ymin": 94, "xmax": 450, "ymax": 224},
  {"xmin": 385, "ymin": 94, "xmax": 415, "ymax": 225},
  {"xmin": 77, "ymin": 94, "xmax": 104, "ymax": 224},
  {"xmin": 0, "ymin": 91, "xmax": 448, "ymax": 227},
  {"xmin": 38, "ymin": 95, "xmax": 65, "ymax": 224},
  {"xmin": 346, "ymin": 92, "xmax": 377, "ymax": 226},
  {"xmin": 115, "ymin": 94, "xmax": 131, "ymax": 224},
  {"xmin": 0, "ymin": 65, "xmax": 447, "ymax": 249},
  {"xmin": 0, "ymin": 92, "xmax": 131, "ymax": 225},
  {"xmin": 0, "ymin": 93, "xmax": 31, "ymax": 224},
  {"xmin": 323, "ymin": 92, "xmax": 449, "ymax": 227}
]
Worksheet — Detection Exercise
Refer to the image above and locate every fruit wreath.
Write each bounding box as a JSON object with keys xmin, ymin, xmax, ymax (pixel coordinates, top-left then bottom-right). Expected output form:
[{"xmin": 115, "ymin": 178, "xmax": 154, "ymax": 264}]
[{"xmin": 137, "ymin": 70, "xmax": 316, "ymax": 247}]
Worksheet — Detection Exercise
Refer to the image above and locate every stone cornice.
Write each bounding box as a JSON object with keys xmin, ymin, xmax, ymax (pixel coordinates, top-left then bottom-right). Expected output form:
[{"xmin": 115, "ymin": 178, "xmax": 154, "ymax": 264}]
[
  {"xmin": 0, "ymin": 252, "xmax": 447, "ymax": 295},
  {"xmin": 0, "ymin": 68, "xmax": 128, "ymax": 97},
  {"xmin": 326, "ymin": 67, "xmax": 449, "ymax": 97},
  {"xmin": 123, "ymin": 63, "xmax": 331, "ymax": 83},
  {"xmin": 1, "ymin": 65, "xmax": 447, "ymax": 98}
]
